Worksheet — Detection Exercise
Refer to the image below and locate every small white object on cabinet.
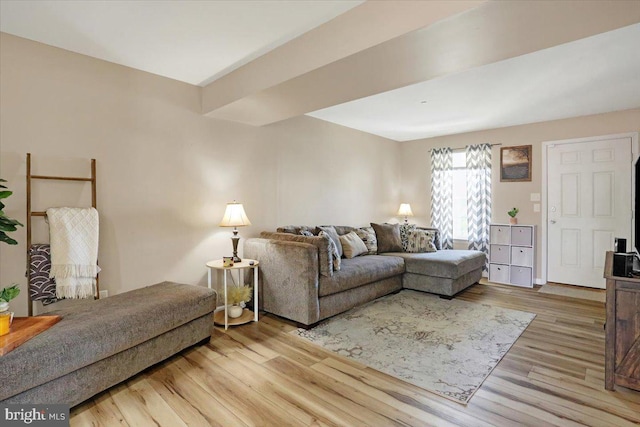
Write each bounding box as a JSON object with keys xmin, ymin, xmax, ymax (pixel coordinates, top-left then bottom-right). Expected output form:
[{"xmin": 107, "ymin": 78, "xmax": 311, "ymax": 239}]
[{"xmin": 489, "ymin": 224, "xmax": 536, "ymax": 287}]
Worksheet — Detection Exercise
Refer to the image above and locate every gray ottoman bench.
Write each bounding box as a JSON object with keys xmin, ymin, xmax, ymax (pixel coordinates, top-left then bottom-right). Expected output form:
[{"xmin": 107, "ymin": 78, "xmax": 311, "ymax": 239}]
[
  {"xmin": 384, "ymin": 250, "xmax": 486, "ymax": 297},
  {"xmin": 0, "ymin": 281, "xmax": 215, "ymax": 406}
]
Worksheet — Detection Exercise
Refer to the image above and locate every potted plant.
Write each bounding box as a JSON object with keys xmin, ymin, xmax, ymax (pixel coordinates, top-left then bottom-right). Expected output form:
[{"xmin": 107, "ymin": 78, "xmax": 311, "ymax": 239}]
[
  {"xmin": 508, "ymin": 207, "xmax": 519, "ymax": 225},
  {"xmin": 226, "ymin": 285, "xmax": 252, "ymax": 318},
  {"xmin": 0, "ymin": 178, "xmax": 23, "ymax": 334}
]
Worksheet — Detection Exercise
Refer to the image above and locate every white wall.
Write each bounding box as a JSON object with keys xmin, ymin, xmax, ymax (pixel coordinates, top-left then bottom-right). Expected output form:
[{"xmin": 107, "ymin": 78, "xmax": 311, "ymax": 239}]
[
  {"xmin": 399, "ymin": 108, "xmax": 640, "ymax": 281},
  {"xmin": 0, "ymin": 33, "xmax": 400, "ymax": 316}
]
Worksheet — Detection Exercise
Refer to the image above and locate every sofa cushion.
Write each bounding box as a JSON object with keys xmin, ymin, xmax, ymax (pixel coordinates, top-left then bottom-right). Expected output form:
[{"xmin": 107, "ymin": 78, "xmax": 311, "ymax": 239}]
[
  {"xmin": 354, "ymin": 226, "xmax": 378, "ymax": 255},
  {"xmin": 406, "ymin": 229, "xmax": 438, "ymax": 253},
  {"xmin": 0, "ymin": 282, "xmax": 215, "ymax": 402},
  {"xmin": 382, "ymin": 250, "xmax": 485, "ymax": 279},
  {"xmin": 277, "ymin": 225, "xmax": 317, "ymax": 235},
  {"xmin": 340, "ymin": 231, "xmax": 368, "ymax": 259},
  {"xmin": 318, "ymin": 255, "xmax": 405, "ymax": 297},
  {"xmin": 320, "ymin": 231, "xmax": 341, "ymax": 271},
  {"xmin": 317, "ymin": 225, "xmax": 343, "ymax": 258},
  {"xmin": 371, "ymin": 223, "xmax": 403, "ymax": 253},
  {"xmin": 399, "ymin": 223, "xmax": 417, "ymax": 251},
  {"xmin": 261, "ymin": 231, "xmax": 334, "ymax": 277}
]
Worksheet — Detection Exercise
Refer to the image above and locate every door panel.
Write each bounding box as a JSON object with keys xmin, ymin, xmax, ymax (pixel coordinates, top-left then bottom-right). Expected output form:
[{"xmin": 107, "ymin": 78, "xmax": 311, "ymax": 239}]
[{"xmin": 547, "ymin": 137, "xmax": 632, "ymax": 288}]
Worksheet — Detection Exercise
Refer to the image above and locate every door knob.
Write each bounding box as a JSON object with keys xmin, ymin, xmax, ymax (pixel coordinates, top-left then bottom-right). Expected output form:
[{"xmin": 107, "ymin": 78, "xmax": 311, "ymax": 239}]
[{"xmin": 550, "ymin": 220, "xmax": 556, "ymax": 224}]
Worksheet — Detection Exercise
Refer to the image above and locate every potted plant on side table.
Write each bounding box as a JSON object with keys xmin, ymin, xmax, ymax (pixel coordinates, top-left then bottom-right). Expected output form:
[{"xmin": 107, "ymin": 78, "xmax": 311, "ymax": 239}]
[
  {"xmin": 226, "ymin": 285, "xmax": 252, "ymax": 318},
  {"xmin": 1, "ymin": 178, "xmax": 23, "ymax": 336}
]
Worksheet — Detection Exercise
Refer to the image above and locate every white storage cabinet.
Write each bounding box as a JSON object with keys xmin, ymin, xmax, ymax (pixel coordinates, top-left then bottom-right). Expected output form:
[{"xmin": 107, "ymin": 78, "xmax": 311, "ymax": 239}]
[{"xmin": 489, "ymin": 224, "xmax": 536, "ymax": 288}]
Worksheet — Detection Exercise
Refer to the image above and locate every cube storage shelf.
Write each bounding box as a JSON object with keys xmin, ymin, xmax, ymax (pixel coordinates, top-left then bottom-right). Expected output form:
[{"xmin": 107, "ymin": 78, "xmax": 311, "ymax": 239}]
[{"xmin": 489, "ymin": 223, "xmax": 536, "ymax": 288}]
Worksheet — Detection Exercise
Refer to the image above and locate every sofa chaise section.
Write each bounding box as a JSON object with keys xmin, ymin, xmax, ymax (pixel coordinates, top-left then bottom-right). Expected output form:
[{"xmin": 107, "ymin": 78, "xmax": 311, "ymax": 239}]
[{"xmin": 383, "ymin": 250, "xmax": 485, "ymax": 297}]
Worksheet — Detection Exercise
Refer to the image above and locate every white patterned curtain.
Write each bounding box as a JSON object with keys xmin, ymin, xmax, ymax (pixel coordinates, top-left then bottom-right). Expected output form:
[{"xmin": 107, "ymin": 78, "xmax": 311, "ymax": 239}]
[
  {"xmin": 466, "ymin": 143, "xmax": 492, "ymax": 271},
  {"xmin": 430, "ymin": 148, "xmax": 453, "ymax": 249}
]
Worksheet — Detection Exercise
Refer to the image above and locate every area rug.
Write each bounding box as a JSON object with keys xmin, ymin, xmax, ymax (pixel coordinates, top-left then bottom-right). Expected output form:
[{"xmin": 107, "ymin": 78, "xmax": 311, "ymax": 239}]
[
  {"xmin": 538, "ymin": 283, "xmax": 605, "ymax": 303},
  {"xmin": 292, "ymin": 290, "xmax": 535, "ymax": 404}
]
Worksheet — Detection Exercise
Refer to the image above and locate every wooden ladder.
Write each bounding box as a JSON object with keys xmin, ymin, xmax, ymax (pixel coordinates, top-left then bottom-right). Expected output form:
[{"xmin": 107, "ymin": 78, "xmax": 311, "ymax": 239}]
[{"xmin": 26, "ymin": 153, "xmax": 100, "ymax": 316}]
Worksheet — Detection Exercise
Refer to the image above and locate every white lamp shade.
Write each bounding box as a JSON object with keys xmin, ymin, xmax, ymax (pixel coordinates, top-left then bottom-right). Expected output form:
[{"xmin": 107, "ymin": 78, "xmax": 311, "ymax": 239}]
[
  {"xmin": 397, "ymin": 203, "xmax": 414, "ymax": 217},
  {"xmin": 219, "ymin": 202, "xmax": 251, "ymax": 227}
]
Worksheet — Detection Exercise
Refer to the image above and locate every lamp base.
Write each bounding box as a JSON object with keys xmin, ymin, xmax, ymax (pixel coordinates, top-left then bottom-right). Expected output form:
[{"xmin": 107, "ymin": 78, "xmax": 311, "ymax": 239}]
[{"xmin": 231, "ymin": 232, "xmax": 241, "ymax": 263}]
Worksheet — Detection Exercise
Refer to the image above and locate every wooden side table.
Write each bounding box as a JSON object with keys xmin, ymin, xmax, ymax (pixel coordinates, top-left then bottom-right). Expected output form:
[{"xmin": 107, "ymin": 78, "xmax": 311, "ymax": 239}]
[{"xmin": 206, "ymin": 259, "xmax": 259, "ymax": 330}]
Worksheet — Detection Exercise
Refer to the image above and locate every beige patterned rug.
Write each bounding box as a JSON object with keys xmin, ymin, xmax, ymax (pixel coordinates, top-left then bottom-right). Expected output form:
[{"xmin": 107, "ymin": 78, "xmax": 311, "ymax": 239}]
[{"xmin": 292, "ymin": 290, "xmax": 535, "ymax": 404}]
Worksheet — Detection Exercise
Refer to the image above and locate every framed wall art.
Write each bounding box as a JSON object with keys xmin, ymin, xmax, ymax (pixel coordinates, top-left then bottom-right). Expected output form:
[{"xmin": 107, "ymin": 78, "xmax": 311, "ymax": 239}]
[{"xmin": 500, "ymin": 145, "xmax": 532, "ymax": 182}]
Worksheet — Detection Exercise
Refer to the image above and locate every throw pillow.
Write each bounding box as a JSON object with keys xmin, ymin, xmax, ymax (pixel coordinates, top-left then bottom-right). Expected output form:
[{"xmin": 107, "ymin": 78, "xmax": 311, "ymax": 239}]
[
  {"xmin": 317, "ymin": 225, "xmax": 343, "ymax": 258},
  {"xmin": 320, "ymin": 231, "xmax": 341, "ymax": 271},
  {"xmin": 339, "ymin": 231, "xmax": 368, "ymax": 259},
  {"xmin": 355, "ymin": 227, "xmax": 378, "ymax": 255},
  {"xmin": 406, "ymin": 229, "xmax": 438, "ymax": 253},
  {"xmin": 399, "ymin": 223, "xmax": 417, "ymax": 252},
  {"xmin": 299, "ymin": 230, "xmax": 314, "ymax": 236},
  {"xmin": 370, "ymin": 223, "xmax": 403, "ymax": 253}
]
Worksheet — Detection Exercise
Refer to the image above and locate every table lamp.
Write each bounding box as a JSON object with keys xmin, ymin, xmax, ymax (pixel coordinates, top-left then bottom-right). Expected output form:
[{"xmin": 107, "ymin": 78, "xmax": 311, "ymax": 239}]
[
  {"xmin": 397, "ymin": 203, "xmax": 414, "ymax": 224},
  {"xmin": 219, "ymin": 201, "xmax": 251, "ymax": 262}
]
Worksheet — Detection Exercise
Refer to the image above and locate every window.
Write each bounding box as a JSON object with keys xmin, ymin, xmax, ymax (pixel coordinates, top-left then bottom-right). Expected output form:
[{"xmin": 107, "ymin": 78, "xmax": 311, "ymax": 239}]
[{"xmin": 452, "ymin": 151, "xmax": 468, "ymax": 240}]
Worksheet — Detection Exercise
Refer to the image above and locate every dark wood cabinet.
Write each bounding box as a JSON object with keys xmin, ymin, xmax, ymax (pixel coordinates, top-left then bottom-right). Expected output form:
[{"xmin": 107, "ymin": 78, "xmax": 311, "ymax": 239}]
[{"xmin": 604, "ymin": 251, "xmax": 640, "ymax": 391}]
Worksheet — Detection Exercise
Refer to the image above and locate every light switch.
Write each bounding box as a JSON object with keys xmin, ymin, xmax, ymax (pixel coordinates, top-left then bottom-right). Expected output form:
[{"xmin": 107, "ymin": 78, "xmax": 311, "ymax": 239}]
[
  {"xmin": 530, "ymin": 193, "xmax": 541, "ymax": 202},
  {"xmin": 533, "ymin": 203, "xmax": 541, "ymax": 212}
]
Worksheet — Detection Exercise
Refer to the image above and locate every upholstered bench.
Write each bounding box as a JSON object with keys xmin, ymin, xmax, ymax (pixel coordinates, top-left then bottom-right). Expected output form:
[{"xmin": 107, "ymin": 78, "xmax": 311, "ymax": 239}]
[
  {"xmin": 382, "ymin": 250, "xmax": 485, "ymax": 298},
  {"xmin": 0, "ymin": 282, "xmax": 215, "ymax": 406}
]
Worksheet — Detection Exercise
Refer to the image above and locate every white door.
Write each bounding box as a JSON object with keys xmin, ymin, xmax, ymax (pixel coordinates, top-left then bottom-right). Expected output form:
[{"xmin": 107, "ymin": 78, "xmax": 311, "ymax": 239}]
[{"xmin": 547, "ymin": 137, "xmax": 632, "ymax": 288}]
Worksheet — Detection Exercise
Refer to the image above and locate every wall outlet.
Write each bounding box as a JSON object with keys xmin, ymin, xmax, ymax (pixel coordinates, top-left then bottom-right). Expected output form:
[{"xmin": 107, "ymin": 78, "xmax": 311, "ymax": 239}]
[
  {"xmin": 99, "ymin": 290, "xmax": 109, "ymax": 299},
  {"xmin": 533, "ymin": 203, "xmax": 541, "ymax": 212},
  {"xmin": 530, "ymin": 193, "xmax": 541, "ymax": 202}
]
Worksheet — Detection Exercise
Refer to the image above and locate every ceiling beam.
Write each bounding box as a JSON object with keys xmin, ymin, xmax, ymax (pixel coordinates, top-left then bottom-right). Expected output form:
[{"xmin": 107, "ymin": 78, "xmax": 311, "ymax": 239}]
[
  {"xmin": 203, "ymin": 1, "xmax": 640, "ymax": 127},
  {"xmin": 201, "ymin": 0, "xmax": 485, "ymax": 115}
]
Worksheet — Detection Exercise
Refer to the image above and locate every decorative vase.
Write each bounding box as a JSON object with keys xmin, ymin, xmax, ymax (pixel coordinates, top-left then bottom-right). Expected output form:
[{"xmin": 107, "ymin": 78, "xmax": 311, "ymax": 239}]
[
  {"xmin": 0, "ymin": 301, "xmax": 13, "ymax": 337},
  {"xmin": 509, "ymin": 217, "xmax": 518, "ymax": 225},
  {"xmin": 228, "ymin": 305, "xmax": 243, "ymax": 318}
]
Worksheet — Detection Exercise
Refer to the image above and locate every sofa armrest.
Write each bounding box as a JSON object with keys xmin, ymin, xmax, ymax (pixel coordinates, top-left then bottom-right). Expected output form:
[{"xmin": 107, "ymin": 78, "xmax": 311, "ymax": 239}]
[{"xmin": 244, "ymin": 238, "xmax": 320, "ymax": 325}]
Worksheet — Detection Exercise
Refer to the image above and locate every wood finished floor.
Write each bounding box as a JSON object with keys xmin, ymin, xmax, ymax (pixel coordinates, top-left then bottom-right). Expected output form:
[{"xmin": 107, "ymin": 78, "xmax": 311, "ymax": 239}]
[{"xmin": 70, "ymin": 282, "xmax": 640, "ymax": 427}]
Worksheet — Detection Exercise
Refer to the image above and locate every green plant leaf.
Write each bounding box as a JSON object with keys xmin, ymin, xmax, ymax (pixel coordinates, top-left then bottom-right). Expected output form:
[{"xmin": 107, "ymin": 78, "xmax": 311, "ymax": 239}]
[
  {"xmin": 0, "ymin": 191, "xmax": 12, "ymax": 200},
  {"xmin": 0, "ymin": 285, "xmax": 20, "ymax": 302},
  {"xmin": 0, "ymin": 232, "xmax": 18, "ymax": 245}
]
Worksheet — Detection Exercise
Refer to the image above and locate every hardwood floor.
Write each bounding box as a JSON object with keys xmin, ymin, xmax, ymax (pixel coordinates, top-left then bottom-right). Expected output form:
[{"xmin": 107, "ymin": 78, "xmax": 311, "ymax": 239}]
[{"xmin": 70, "ymin": 282, "xmax": 640, "ymax": 426}]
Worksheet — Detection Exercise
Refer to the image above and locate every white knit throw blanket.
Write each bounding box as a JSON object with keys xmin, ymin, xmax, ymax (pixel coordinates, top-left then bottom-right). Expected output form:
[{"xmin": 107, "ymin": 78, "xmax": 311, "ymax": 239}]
[{"xmin": 47, "ymin": 207, "xmax": 101, "ymax": 299}]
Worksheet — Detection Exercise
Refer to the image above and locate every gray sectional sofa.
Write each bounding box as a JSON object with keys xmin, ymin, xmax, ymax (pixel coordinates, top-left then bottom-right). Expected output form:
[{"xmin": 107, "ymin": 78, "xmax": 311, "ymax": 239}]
[
  {"xmin": 244, "ymin": 225, "xmax": 485, "ymax": 327},
  {"xmin": 0, "ymin": 282, "xmax": 215, "ymax": 406}
]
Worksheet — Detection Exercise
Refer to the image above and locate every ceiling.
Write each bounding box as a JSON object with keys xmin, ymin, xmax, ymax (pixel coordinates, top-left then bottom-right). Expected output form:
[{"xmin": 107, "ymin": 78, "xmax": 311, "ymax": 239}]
[
  {"xmin": 308, "ymin": 23, "xmax": 640, "ymax": 141},
  {"xmin": 1, "ymin": 1, "xmax": 639, "ymax": 141},
  {"xmin": 0, "ymin": 0, "xmax": 363, "ymax": 86}
]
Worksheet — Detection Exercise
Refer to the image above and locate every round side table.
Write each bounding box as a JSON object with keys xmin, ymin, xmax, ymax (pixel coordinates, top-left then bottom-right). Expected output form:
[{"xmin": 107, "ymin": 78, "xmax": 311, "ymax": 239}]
[{"xmin": 206, "ymin": 259, "xmax": 259, "ymax": 330}]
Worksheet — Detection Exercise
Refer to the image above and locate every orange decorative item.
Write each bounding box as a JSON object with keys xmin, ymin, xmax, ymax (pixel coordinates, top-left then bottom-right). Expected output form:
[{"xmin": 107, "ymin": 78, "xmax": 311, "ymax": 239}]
[{"xmin": 0, "ymin": 311, "xmax": 13, "ymax": 336}]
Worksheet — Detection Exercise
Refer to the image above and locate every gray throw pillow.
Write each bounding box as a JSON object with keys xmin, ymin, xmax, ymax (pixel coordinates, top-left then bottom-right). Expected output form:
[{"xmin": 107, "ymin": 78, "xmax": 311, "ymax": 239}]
[
  {"xmin": 317, "ymin": 225, "xmax": 343, "ymax": 258},
  {"xmin": 370, "ymin": 223, "xmax": 403, "ymax": 253},
  {"xmin": 319, "ymin": 231, "xmax": 341, "ymax": 271}
]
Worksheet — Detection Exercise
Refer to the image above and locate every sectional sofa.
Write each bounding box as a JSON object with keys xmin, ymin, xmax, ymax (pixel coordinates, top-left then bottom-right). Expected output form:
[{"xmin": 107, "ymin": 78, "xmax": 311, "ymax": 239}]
[{"xmin": 244, "ymin": 225, "xmax": 485, "ymax": 327}]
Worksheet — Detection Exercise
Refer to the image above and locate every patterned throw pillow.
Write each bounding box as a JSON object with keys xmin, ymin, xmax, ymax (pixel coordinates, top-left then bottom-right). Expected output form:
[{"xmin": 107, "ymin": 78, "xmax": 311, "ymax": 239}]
[
  {"xmin": 399, "ymin": 223, "xmax": 417, "ymax": 252},
  {"xmin": 320, "ymin": 231, "xmax": 341, "ymax": 271},
  {"xmin": 355, "ymin": 227, "xmax": 377, "ymax": 255},
  {"xmin": 299, "ymin": 230, "xmax": 314, "ymax": 236},
  {"xmin": 317, "ymin": 225, "xmax": 343, "ymax": 258},
  {"xmin": 406, "ymin": 229, "xmax": 438, "ymax": 253}
]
